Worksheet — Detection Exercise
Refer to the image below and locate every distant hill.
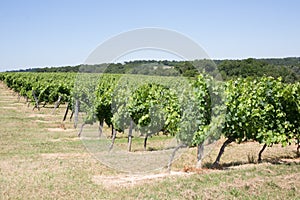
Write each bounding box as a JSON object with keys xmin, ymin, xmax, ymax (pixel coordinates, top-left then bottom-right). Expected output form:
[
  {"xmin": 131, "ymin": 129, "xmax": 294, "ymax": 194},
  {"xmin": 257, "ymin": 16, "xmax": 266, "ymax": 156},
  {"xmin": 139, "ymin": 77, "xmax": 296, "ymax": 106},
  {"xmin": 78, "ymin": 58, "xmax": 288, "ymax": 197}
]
[
  {"xmin": 216, "ymin": 58, "xmax": 300, "ymax": 83},
  {"xmin": 9, "ymin": 57, "xmax": 300, "ymax": 83}
]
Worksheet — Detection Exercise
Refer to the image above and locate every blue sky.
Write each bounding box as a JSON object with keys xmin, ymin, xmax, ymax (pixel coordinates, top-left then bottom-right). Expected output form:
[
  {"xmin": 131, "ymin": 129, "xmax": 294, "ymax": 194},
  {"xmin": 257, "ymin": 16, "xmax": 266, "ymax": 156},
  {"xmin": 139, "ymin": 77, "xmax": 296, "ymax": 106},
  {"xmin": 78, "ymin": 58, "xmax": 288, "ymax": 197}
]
[{"xmin": 0, "ymin": 0, "xmax": 300, "ymax": 71}]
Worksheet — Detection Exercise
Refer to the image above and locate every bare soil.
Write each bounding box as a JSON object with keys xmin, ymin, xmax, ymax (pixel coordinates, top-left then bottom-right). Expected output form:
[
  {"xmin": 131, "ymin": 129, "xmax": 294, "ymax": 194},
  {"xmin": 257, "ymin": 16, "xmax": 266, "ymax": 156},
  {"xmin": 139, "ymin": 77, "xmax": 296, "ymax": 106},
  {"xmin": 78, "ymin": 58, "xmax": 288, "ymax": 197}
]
[{"xmin": 92, "ymin": 171, "xmax": 192, "ymax": 188}]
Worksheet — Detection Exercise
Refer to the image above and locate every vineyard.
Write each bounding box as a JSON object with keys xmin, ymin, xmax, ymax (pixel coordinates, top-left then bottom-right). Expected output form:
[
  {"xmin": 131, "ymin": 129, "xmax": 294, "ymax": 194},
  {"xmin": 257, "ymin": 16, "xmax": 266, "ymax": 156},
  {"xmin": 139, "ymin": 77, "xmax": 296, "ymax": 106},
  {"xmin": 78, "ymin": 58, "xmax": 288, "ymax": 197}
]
[{"xmin": 0, "ymin": 71, "xmax": 299, "ymax": 170}]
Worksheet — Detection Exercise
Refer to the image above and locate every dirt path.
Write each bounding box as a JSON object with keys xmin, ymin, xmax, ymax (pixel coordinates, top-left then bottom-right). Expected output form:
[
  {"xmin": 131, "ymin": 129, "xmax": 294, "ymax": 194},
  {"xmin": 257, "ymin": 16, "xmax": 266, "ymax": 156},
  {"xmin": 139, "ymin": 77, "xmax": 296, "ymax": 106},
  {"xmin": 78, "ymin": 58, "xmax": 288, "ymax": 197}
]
[{"xmin": 92, "ymin": 171, "xmax": 194, "ymax": 188}]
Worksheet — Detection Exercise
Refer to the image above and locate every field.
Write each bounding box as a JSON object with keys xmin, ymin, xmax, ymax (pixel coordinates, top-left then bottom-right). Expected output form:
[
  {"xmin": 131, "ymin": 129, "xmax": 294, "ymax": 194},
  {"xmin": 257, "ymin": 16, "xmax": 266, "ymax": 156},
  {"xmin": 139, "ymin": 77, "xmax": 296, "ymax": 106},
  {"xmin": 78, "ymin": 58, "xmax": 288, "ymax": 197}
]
[{"xmin": 0, "ymin": 82, "xmax": 299, "ymax": 200}]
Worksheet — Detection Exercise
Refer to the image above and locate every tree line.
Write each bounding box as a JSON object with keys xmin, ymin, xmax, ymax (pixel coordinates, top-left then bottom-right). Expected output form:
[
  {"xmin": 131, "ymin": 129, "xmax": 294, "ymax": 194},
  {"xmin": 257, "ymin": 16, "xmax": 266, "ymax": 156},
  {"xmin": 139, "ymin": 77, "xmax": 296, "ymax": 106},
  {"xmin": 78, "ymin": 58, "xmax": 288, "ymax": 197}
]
[{"xmin": 10, "ymin": 57, "xmax": 300, "ymax": 83}]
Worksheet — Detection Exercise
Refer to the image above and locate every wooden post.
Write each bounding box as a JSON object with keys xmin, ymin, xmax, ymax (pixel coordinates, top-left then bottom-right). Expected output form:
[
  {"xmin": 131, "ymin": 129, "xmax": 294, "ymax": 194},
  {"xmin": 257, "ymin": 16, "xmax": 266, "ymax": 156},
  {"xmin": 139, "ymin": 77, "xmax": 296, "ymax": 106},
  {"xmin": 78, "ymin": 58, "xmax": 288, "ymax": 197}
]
[
  {"xmin": 212, "ymin": 138, "xmax": 234, "ymax": 168},
  {"xmin": 78, "ymin": 123, "xmax": 86, "ymax": 137},
  {"xmin": 62, "ymin": 102, "xmax": 70, "ymax": 121},
  {"xmin": 32, "ymin": 90, "xmax": 40, "ymax": 111},
  {"xmin": 109, "ymin": 125, "xmax": 116, "ymax": 151},
  {"xmin": 196, "ymin": 143, "xmax": 204, "ymax": 168},
  {"xmin": 128, "ymin": 120, "xmax": 133, "ymax": 152},
  {"xmin": 99, "ymin": 119, "xmax": 104, "ymax": 137},
  {"xmin": 144, "ymin": 134, "xmax": 148, "ymax": 151},
  {"xmin": 258, "ymin": 144, "xmax": 267, "ymax": 163},
  {"xmin": 74, "ymin": 99, "xmax": 79, "ymax": 128},
  {"xmin": 167, "ymin": 143, "xmax": 186, "ymax": 172},
  {"xmin": 52, "ymin": 96, "xmax": 62, "ymax": 114}
]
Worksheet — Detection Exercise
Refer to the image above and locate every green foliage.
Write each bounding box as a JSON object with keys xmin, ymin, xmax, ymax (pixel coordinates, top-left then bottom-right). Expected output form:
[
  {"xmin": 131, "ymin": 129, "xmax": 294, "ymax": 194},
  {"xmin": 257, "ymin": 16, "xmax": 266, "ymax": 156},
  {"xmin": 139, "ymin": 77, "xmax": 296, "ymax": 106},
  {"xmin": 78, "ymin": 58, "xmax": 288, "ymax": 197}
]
[
  {"xmin": 223, "ymin": 77, "xmax": 299, "ymax": 147},
  {"xmin": 177, "ymin": 74, "xmax": 212, "ymax": 146},
  {"xmin": 1, "ymin": 71, "xmax": 298, "ymax": 164},
  {"xmin": 0, "ymin": 72, "xmax": 75, "ymax": 104}
]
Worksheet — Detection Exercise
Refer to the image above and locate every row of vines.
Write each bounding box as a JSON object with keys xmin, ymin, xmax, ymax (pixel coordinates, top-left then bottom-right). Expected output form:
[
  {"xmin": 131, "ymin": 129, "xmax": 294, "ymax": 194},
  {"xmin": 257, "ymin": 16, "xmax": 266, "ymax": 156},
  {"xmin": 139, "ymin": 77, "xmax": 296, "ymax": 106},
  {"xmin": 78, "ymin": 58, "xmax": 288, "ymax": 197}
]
[{"xmin": 0, "ymin": 72, "xmax": 299, "ymax": 168}]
